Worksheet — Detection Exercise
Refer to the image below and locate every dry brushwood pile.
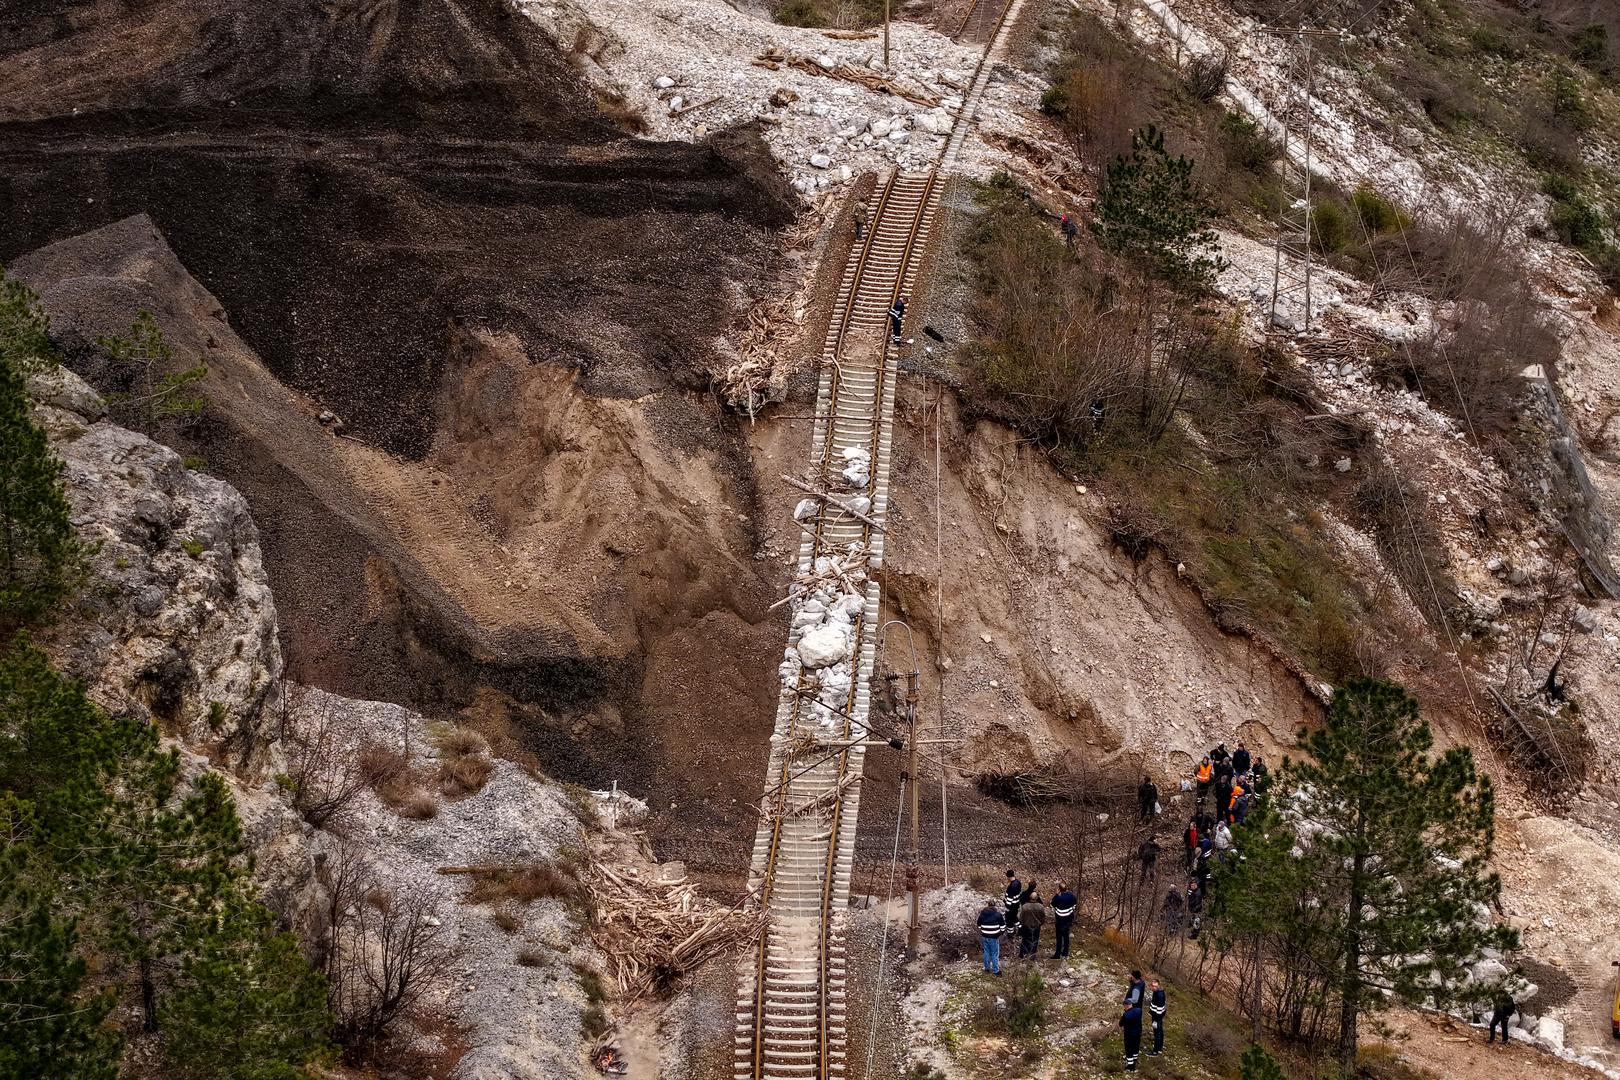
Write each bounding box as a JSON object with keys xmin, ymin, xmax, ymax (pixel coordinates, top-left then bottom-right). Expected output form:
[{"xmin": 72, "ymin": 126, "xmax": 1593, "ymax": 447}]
[
  {"xmin": 755, "ymin": 49, "xmax": 941, "ymax": 107},
  {"xmin": 586, "ymin": 848, "xmax": 764, "ymax": 1000},
  {"xmin": 720, "ymin": 197, "xmax": 829, "ymax": 414}
]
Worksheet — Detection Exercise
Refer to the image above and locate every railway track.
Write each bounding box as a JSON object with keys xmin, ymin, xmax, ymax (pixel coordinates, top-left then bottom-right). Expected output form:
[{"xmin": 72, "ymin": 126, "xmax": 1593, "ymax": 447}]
[{"xmin": 736, "ymin": 6, "xmax": 1018, "ymax": 1078}]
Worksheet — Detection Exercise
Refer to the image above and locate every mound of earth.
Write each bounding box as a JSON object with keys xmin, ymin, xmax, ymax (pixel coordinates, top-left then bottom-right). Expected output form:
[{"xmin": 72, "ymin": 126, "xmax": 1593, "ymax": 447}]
[
  {"xmin": 2, "ymin": 0, "xmax": 800, "ymax": 869},
  {"xmin": 0, "ymin": 0, "xmax": 794, "ymax": 458}
]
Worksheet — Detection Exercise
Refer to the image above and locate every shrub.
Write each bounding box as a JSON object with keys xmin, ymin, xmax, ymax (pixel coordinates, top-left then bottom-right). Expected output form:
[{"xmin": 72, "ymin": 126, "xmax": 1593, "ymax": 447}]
[
  {"xmin": 0, "ymin": 347, "xmax": 82, "ymax": 628},
  {"xmin": 1543, "ymin": 175, "xmax": 1608, "ymax": 249},
  {"xmin": 432, "ymin": 725, "xmax": 494, "ymax": 796},
  {"xmin": 1006, "ymin": 971, "xmax": 1048, "ymax": 1036},
  {"xmin": 1183, "ymin": 52, "xmax": 1228, "ymax": 102},
  {"xmin": 1571, "ymin": 23, "xmax": 1609, "ymax": 70},
  {"xmin": 1218, "ymin": 111, "xmax": 1280, "ymax": 172},
  {"xmin": 0, "ymin": 269, "xmax": 59, "ymax": 376},
  {"xmin": 1550, "ymin": 70, "xmax": 1593, "ymax": 131},
  {"xmin": 774, "ymin": 0, "xmax": 823, "ymax": 25},
  {"xmin": 1349, "ymin": 186, "xmax": 1411, "ymax": 234},
  {"xmin": 1311, "ymin": 197, "xmax": 1351, "ymax": 253},
  {"xmin": 464, "ymin": 863, "xmax": 580, "ymax": 906},
  {"xmin": 1058, "ymin": 64, "xmax": 1141, "ymax": 176}
]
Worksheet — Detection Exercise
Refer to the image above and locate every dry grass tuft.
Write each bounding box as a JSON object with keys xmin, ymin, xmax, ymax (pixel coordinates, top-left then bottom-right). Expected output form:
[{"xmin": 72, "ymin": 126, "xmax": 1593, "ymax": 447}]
[
  {"xmin": 432, "ymin": 725, "xmax": 495, "ymax": 797},
  {"xmin": 464, "ymin": 863, "xmax": 580, "ymax": 907},
  {"xmin": 492, "ymin": 907, "xmax": 522, "ymax": 934}
]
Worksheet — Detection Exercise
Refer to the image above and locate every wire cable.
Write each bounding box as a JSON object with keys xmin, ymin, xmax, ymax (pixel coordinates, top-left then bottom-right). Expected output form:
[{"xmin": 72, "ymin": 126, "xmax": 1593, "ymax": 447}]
[{"xmin": 863, "ymin": 776, "xmax": 909, "ymax": 1080}]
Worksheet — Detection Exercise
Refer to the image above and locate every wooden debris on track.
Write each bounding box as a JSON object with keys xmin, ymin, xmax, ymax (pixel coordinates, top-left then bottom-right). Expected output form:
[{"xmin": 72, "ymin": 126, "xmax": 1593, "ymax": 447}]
[
  {"xmin": 756, "ymin": 49, "xmax": 940, "ymax": 107},
  {"xmin": 586, "ymin": 854, "xmax": 764, "ymax": 1002}
]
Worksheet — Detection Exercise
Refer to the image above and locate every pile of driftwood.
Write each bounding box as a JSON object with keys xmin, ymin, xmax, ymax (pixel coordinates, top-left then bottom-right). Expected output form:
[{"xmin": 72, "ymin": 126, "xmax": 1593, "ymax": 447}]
[
  {"xmin": 587, "ymin": 857, "xmax": 763, "ymax": 1001},
  {"xmin": 768, "ymin": 545, "xmax": 869, "ymax": 612},
  {"xmin": 753, "ymin": 49, "xmax": 940, "ymax": 107},
  {"xmin": 723, "ymin": 293, "xmax": 800, "ymax": 415}
]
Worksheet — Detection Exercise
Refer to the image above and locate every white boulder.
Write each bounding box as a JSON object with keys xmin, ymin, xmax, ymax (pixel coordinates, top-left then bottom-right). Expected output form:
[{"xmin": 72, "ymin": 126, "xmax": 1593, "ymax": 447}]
[{"xmin": 799, "ymin": 624, "xmax": 853, "ymax": 668}]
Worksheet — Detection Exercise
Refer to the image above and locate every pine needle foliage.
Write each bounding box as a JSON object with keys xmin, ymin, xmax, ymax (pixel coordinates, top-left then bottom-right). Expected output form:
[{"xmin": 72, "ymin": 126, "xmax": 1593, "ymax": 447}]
[
  {"xmin": 0, "ymin": 339, "xmax": 81, "ymax": 630},
  {"xmin": 1212, "ymin": 678, "xmax": 1516, "ymax": 1076},
  {"xmin": 1091, "ymin": 124, "xmax": 1228, "ymax": 292}
]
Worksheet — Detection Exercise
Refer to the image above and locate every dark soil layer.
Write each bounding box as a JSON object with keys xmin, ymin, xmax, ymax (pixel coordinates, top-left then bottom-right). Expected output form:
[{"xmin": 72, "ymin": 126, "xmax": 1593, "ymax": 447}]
[{"xmin": 0, "ymin": 0, "xmax": 794, "ymax": 458}]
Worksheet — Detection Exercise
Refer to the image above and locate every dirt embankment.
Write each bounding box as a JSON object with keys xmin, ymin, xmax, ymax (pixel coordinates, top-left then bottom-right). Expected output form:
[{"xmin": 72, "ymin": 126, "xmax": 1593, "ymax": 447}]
[{"xmin": 2, "ymin": 0, "xmax": 802, "ymax": 856}]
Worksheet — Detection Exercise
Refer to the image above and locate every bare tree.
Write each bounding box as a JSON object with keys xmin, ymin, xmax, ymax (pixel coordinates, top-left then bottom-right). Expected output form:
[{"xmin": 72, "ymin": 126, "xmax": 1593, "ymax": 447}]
[
  {"xmin": 280, "ymin": 684, "xmax": 373, "ymax": 829},
  {"xmin": 320, "ymin": 843, "xmax": 459, "ymax": 1061}
]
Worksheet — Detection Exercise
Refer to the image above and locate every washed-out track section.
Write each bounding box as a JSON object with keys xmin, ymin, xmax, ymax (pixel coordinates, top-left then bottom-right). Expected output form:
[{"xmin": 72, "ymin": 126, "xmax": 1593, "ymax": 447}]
[
  {"xmin": 736, "ymin": 0, "xmax": 1025, "ymax": 1074},
  {"xmin": 735, "ymin": 170, "xmax": 938, "ymax": 1080}
]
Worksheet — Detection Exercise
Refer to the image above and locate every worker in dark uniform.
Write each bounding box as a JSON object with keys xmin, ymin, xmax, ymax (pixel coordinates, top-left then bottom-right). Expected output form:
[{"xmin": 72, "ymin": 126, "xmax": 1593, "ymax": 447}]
[
  {"xmin": 976, "ymin": 901, "xmax": 1005, "ymax": 974},
  {"xmin": 1487, "ymin": 991, "xmax": 1519, "ymax": 1044},
  {"xmin": 1003, "ymin": 869, "xmax": 1024, "ymax": 932},
  {"xmin": 1050, "ymin": 883, "xmax": 1077, "ymax": 959},
  {"xmin": 1120, "ymin": 1001, "xmax": 1144, "ymax": 1072},
  {"xmin": 1137, "ymin": 775, "xmax": 1158, "ymax": 822},
  {"xmin": 1148, "ymin": 980, "xmax": 1167, "ymax": 1056},
  {"xmin": 888, "ymin": 295, "xmax": 906, "ymax": 343}
]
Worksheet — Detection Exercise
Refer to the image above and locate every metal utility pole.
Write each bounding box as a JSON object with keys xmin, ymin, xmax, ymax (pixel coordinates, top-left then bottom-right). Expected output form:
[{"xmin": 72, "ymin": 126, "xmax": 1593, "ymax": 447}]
[
  {"xmin": 1258, "ymin": 25, "xmax": 1344, "ymax": 334},
  {"xmin": 902, "ymin": 666, "xmax": 921, "ymax": 953},
  {"xmin": 883, "ymin": 0, "xmax": 890, "ymax": 68}
]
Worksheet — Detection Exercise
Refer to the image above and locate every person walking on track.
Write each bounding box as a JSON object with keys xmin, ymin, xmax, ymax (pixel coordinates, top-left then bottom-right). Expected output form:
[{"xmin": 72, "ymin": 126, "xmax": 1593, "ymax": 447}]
[
  {"xmin": 1148, "ymin": 980, "xmax": 1167, "ymax": 1057},
  {"xmin": 1050, "ymin": 883, "xmax": 1077, "ymax": 959},
  {"xmin": 976, "ymin": 901, "xmax": 1005, "ymax": 974},
  {"xmin": 853, "ymin": 198, "xmax": 869, "ymax": 240},
  {"xmin": 888, "ymin": 295, "xmax": 907, "ymax": 343},
  {"xmin": 1120, "ymin": 1001, "xmax": 1144, "ymax": 1071}
]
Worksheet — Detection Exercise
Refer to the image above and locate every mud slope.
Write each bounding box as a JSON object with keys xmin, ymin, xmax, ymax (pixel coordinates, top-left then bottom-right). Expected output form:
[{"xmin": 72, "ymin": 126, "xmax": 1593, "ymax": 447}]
[
  {"xmin": 0, "ymin": 0, "xmax": 794, "ymax": 458},
  {"xmin": 2, "ymin": 0, "xmax": 798, "ymax": 843}
]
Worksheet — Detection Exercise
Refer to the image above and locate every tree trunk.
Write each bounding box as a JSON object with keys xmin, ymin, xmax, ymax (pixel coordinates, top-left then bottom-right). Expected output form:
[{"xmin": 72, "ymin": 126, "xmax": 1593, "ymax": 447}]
[{"xmin": 1339, "ymin": 853, "xmax": 1365, "ymax": 1077}]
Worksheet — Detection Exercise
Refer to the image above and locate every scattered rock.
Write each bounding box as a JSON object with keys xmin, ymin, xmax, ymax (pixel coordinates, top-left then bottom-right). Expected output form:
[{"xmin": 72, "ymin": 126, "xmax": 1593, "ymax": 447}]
[
  {"xmin": 653, "ymin": 75, "xmax": 675, "ymax": 89},
  {"xmin": 810, "ymin": 153, "xmax": 831, "ymax": 169},
  {"xmin": 1334, "ymin": 457, "xmax": 1352, "ymax": 472}
]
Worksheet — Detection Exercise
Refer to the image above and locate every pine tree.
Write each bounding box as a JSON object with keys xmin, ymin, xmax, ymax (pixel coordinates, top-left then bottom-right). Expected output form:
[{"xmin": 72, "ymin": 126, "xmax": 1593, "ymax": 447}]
[
  {"xmin": 0, "ymin": 269, "xmax": 59, "ymax": 377},
  {"xmin": 0, "ymin": 351, "xmax": 81, "ymax": 628},
  {"xmin": 1238, "ymin": 1042, "xmax": 1286, "ymax": 1080},
  {"xmin": 1215, "ymin": 678, "xmax": 1516, "ymax": 1076},
  {"xmin": 1090, "ymin": 124, "xmax": 1228, "ymax": 291},
  {"xmin": 0, "ymin": 830, "xmax": 120, "ymax": 1079},
  {"xmin": 161, "ymin": 894, "xmax": 332, "ymax": 1080}
]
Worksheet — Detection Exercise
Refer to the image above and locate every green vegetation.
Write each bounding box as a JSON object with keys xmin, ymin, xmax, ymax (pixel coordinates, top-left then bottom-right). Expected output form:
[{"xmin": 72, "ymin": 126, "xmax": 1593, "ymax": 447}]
[
  {"xmin": 964, "ymin": 186, "xmax": 1378, "ymax": 681},
  {"xmin": 0, "ymin": 641, "xmax": 331, "ymax": 1075},
  {"xmin": 1212, "ymin": 678, "xmax": 1515, "ymax": 1076},
  {"xmin": 96, "ymin": 310, "xmax": 207, "ymax": 429},
  {"xmin": 0, "ymin": 284, "xmax": 82, "ymax": 630},
  {"xmin": 1092, "ymin": 125, "xmax": 1228, "ymax": 292},
  {"xmin": 0, "ymin": 269, "xmax": 59, "ymax": 377},
  {"xmin": 1239, "ymin": 1043, "xmax": 1286, "ymax": 1080}
]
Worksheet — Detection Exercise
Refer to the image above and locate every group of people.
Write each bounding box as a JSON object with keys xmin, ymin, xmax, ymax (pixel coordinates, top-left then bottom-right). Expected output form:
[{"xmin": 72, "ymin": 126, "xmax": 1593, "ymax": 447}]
[
  {"xmin": 975, "ymin": 872, "xmax": 1078, "ymax": 972},
  {"xmin": 974, "ymin": 891, "xmax": 1168, "ymax": 1071}
]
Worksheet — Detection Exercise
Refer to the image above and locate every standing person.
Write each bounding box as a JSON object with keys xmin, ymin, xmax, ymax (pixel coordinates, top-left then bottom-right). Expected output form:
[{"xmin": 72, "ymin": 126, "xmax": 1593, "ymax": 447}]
[
  {"xmin": 1251, "ymin": 755, "xmax": 1270, "ymax": 794},
  {"xmin": 853, "ymin": 198, "xmax": 869, "ymax": 240},
  {"xmin": 1226, "ymin": 781, "xmax": 1245, "ymax": 825},
  {"xmin": 1137, "ymin": 836, "xmax": 1161, "ymax": 883},
  {"xmin": 1231, "ymin": 742, "xmax": 1251, "ymax": 778},
  {"xmin": 1161, "ymin": 885, "xmax": 1185, "ymax": 934},
  {"xmin": 1487, "ymin": 991, "xmax": 1519, "ymax": 1044},
  {"xmin": 1185, "ymin": 881, "xmax": 1204, "ymax": 939},
  {"xmin": 888, "ymin": 295, "xmax": 907, "ymax": 344},
  {"xmin": 1090, "ymin": 399, "xmax": 1105, "ymax": 434},
  {"xmin": 976, "ymin": 901, "xmax": 1005, "ymax": 974},
  {"xmin": 1194, "ymin": 757, "xmax": 1213, "ymax": 806},
  {"xmin": 1148, "ymin": 981, "xmax": 1167, "ymax": 1057},
  {"xmin": 1183, "ymin": 817, "xmax": 1200, "ymax": 871},
  {"xmin": 1209, "ymin": 743, "xmax": 1230, "ymax": 769},
  {"xmin": 1124, "ymin": 969, "xmax": 1146, "ymax": 1008},
  {"xmin": 1050, "ymin": 883, "xmax": 1077, "ymax": 960},
  {"xmin": 1213, "ymin": 819, "xmax": 1233, "ymax": 862},
  {"xmin": 1214, "ymin": 772, "xmax": 1234, "ymax": 827},
  {"xmin": 1119, "ymin": 1001, "xmax": 1144, "ymax": 1072},
  {"xmin": 1137, "ymin": 775, "xmax": 1159, "ymax": 822},
  {"xmin": 1017, "ymin": 893, "xmax": 1047, "ymax": 959},
  {"xmin": 1232, "ymin": 787, "xmax": 1251, "ymax": 826},
  {"xmin": 1060, "ymin": 211, "xmax": 1078, "ymax": 251},
  {"xmin": 1002, "ymin": 869, "xmax": 1023, "ymax": 932}
]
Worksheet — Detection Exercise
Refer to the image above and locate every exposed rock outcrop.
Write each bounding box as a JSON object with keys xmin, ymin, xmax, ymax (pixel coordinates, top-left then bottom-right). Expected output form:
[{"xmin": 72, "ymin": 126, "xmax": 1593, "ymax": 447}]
[{"xmin": 31, "ymin": 366, "xmax": 283, "ymax": 772}]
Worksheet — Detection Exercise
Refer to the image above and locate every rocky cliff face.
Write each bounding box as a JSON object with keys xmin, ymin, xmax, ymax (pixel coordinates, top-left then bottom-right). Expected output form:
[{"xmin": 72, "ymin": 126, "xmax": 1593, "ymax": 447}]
[
  {"xmin": 30, "ymin": 365, "xmax": 284, "ymax": 771},
  {"xmin": 28, "ymin": 367, "xmax": 597, "ymax": 1078}
]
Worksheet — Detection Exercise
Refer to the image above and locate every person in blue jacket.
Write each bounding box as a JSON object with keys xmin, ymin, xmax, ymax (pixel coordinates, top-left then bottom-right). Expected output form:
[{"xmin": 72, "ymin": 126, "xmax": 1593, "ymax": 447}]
[
  {"xmin": 1049, "ymin": 883, "xmax": 1077, "ymax": 959},
  {"xmin": 1119, "ymin": 1001, "xmax": 1144, "ymax": 1071},
  {"xmin": 975, "ymin": 901, "xmax": 1005, "ymax": 974},
  {"xmin": 1148, "ymin": 980, "xmax": 1167, "ymax": 1056}
]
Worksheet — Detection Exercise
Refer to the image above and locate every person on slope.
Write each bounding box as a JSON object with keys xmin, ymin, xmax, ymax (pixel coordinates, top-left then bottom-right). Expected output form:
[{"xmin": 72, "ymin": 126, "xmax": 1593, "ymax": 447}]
[
  {"xmin": 1017, "ymin": 893, "xmax": 1047, "ymax": 959},
  {"xmin": 1119, "ymin": 1001, "xmax": 1144, "ymax": 1072},
  {"xmin": 1138, "ymin": 774, "xmax": 1159, "ymax": 822},
  {"xmin": 1148, "ymin": 980, "xmax": 1168, "ymax": 1057},
  {"xmin": 976, "ymin": 901, "xmax": 1005, "ymax": 974},
  {"xmin": 1050, "ymin": 883, "xmax": 1077, "ymax": 959}
]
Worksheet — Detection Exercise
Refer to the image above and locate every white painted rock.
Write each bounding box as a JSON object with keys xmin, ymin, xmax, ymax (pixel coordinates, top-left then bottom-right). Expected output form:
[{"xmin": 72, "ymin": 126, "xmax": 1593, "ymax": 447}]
[{"xmin": 799, "ymin": 624, "xmax": 852, "ymax": 668}]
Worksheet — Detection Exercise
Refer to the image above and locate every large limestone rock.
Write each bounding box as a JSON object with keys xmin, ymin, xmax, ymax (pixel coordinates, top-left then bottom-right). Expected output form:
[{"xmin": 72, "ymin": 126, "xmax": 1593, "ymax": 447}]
[{"xmin": 32, "ymin": 367, "xmax": 283, "ymax": 773}]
